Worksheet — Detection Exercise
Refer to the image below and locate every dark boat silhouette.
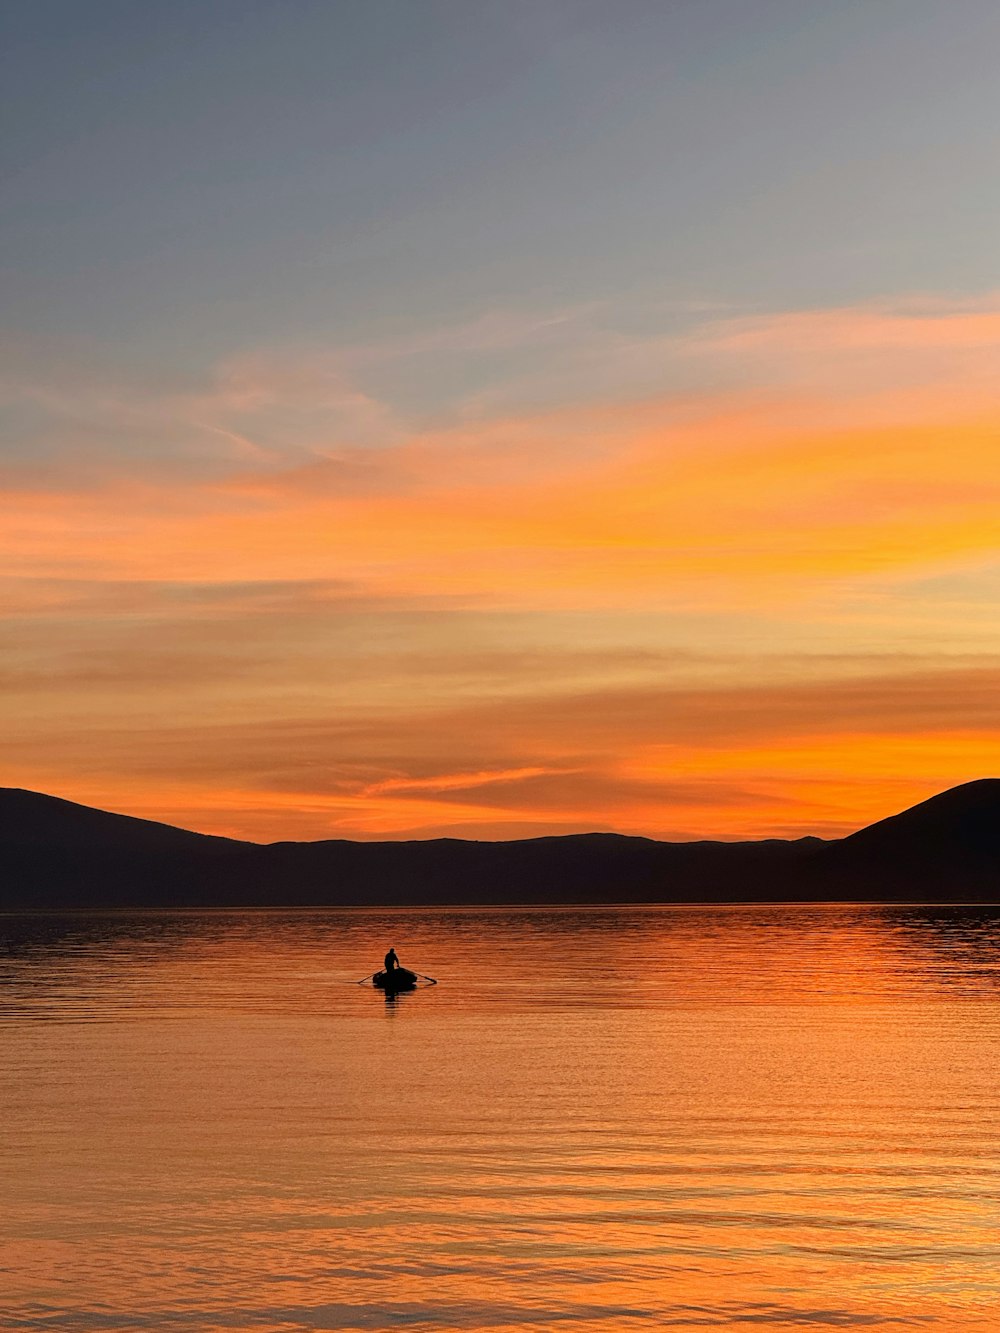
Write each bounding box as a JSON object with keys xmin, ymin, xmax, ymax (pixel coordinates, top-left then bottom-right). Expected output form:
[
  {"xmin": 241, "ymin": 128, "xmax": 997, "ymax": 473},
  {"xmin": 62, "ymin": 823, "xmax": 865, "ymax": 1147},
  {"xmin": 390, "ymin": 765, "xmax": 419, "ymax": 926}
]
[{"xmin": 372, "ymin": 967, "xmax": 418, "ymax": 992}]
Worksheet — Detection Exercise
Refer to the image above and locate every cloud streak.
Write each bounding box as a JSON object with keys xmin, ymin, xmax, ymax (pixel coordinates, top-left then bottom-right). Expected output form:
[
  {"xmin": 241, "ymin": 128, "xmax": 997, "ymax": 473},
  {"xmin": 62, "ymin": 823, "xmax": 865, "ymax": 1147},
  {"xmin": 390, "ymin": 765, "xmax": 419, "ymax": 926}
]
[
  {"xmin": 4, "ymin": 292, "xmax": 999, "ymax": 838},
  {"xmin": 5, "ymin": 646, "xmax": 997, "ymax": 841}
]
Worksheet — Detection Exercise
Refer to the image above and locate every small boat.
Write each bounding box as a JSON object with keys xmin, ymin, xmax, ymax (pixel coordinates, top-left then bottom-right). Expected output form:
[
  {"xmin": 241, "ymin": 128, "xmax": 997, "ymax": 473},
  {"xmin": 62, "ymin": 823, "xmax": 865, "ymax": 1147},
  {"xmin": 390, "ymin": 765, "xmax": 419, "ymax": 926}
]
[{"xmin": 372, "ymin": 967, "xmax": 418, "ymax": 991}]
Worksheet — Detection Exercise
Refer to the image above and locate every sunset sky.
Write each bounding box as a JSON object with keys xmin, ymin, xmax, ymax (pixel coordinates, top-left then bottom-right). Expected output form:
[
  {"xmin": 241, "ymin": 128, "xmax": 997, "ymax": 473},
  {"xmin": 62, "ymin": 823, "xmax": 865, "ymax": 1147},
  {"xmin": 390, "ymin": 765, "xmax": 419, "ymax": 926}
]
[{"xmin": 3, "ymin": 0, "xmax": 999, "ymax": 842}]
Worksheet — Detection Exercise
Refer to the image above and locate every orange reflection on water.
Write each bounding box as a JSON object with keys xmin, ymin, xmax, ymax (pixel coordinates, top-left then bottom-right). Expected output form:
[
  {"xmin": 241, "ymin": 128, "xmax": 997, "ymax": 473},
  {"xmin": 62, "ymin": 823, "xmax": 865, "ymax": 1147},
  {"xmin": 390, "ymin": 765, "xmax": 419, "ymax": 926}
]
[{"xmin": 2, "ymin": 906, "xmax": 1000, "ymax": 1330}]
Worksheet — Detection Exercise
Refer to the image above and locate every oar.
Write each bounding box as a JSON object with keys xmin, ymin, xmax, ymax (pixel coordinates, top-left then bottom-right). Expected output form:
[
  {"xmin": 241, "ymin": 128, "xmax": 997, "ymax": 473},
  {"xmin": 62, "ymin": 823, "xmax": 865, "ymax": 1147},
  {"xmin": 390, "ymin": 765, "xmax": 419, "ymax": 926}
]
[{"xmin": 356, "ymin": 970, "xmax": 437, "ymax": 985}]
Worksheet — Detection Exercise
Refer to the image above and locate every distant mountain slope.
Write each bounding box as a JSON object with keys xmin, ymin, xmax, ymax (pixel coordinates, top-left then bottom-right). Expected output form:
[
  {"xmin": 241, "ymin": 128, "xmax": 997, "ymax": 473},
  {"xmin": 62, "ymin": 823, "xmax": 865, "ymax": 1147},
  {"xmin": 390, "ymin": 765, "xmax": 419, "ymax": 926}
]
[
  {"xmin": 0, "ymin": 788, "xmax": 253, "ymax": 908},
  {"xmin": 1, "ymin": 781, "xmax": 997, "ymax": 908},
  {"xmin": 818, "ymin": 778, "xmax": 1000, "ymax": 898},
  {"xmin": 239, "ymin": 829, "xmax": 824, "ymax": 908},
  {"xmin": 842, "ymin": 779, "xmax": 1000, "ymax": 857},
  {"xmin": 0, "ymin": 788, "xmax": 249, "ymax": 853}
]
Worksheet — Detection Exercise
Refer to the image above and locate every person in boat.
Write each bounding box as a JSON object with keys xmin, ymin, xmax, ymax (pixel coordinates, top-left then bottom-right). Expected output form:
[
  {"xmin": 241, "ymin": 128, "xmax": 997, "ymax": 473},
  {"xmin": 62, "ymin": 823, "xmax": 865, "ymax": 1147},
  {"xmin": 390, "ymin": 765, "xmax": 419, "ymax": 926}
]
[{"xmin": 384, "ymin": 947, "xmax": 400, "ymax": 973}]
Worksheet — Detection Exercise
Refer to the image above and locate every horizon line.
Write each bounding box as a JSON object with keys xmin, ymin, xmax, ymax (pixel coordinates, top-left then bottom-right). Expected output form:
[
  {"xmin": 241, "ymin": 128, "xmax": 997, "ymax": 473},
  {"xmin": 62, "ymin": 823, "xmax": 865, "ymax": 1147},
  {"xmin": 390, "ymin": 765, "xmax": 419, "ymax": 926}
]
[{"xmin": 6, "ymin": 777, "xmax": 997, "ymax": 849}]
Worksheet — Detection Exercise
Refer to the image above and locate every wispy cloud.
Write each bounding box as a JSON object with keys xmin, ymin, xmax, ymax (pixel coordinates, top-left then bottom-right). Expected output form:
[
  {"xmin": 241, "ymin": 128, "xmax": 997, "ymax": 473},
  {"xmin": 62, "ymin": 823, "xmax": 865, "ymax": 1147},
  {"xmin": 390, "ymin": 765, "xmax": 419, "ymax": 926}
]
[
  {"xmin": 4, "ymin": 292, "xmax": 999, "ymax": 838},
  {"xmin": 5, "ymin": 648, "xmax": 998, "ymax": 841}
]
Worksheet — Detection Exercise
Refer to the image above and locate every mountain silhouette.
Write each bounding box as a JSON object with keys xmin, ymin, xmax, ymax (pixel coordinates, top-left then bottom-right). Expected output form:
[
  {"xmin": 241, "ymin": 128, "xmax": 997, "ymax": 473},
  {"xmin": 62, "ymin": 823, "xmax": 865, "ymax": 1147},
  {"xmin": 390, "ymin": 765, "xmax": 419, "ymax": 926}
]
[
  {"xmin": 1, "ymin": 780, "xmax": 997, "ymax": 908},
  {"xmin": 817, "ymin": 778, "xmax": 1000, "ymax": 897},
  {"xmin": 843, "ymin": 779, "xmax": 1000, "ymax": 856},
  {"xmin": 0, "ymin": 787, "xmax": 248, "ymax": 854}
]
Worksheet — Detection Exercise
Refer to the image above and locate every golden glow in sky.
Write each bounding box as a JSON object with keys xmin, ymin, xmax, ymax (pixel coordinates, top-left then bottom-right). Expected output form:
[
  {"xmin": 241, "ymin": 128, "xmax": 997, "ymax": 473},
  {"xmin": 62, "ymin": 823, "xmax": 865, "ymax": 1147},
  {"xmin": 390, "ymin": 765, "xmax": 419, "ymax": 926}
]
[
  {"xmin": 5, "ymin": 295, "xmax": 999, "ymax": 841},
  {"xmin": 4, "ymin": 4, "xmax": 999, "ymax": 842}
]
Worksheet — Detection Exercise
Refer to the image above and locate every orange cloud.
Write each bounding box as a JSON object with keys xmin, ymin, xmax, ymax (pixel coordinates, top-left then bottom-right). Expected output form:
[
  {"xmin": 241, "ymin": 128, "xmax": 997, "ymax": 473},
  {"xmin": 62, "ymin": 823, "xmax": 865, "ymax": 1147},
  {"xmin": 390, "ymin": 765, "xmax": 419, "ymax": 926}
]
[
  {"xmin": 2, "ymin": 400, "xmax": 997, "ymax": 615},
  {"xmin": 5, "ymin": 656, "xmax": 998, "ymax": 841},
  {"xmin": 3, "ymin": 294, "xmax": 999, "ymax": 839}
]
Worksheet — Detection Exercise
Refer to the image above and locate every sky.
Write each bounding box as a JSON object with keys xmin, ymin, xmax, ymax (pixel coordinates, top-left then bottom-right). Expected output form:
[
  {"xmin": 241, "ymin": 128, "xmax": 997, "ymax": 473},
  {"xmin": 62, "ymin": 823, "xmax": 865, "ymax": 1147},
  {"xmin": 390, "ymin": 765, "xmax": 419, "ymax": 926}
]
[{"xmin": 2, "ymin": 0, "xmax": 999, "ymax": 842}]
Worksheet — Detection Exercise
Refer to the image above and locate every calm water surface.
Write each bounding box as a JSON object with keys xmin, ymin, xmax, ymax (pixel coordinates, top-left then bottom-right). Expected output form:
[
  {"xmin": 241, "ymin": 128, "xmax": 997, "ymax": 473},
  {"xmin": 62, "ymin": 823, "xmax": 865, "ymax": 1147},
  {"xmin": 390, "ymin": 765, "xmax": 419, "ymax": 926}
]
[{"xmin": 2, "ymin": 904, "xmax": 1000, "ymax": 1331}]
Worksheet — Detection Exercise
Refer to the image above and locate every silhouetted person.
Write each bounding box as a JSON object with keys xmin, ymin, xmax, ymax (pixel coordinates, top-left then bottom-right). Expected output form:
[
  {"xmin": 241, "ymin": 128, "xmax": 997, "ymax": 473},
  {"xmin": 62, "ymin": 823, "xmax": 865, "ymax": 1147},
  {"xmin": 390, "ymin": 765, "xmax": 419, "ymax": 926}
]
[{"xmin": 384, "ymin": 947, "xmax": 399, "ymax": 972}]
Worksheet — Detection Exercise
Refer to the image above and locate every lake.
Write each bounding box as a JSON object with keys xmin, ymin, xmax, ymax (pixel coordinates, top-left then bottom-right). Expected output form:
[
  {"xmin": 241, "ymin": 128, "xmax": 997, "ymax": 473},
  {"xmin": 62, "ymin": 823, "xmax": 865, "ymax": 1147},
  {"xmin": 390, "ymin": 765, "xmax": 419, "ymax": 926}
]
[{"xmin": 2, "ymin": 904, "xmax": 999, "ymax": 1331}]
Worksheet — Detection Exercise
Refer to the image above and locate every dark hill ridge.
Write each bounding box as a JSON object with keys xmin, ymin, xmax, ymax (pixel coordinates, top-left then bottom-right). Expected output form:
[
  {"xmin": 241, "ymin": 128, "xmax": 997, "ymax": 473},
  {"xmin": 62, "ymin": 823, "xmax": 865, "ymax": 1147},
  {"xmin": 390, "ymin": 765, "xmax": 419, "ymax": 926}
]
[
  {"xmin": 842, "ymin": 779, "xmax": 1000, "ymax": 857},
  {"xmin": 0, "ymin": 788, "xmax": 249, "ymax": 853},
  {"xmin": 0, "ymin": 780, "xmax": 997, "ymax": 908},
  {"xmin": 815, "ymin": 779, "xmax": 1000, "ymax": 898}
]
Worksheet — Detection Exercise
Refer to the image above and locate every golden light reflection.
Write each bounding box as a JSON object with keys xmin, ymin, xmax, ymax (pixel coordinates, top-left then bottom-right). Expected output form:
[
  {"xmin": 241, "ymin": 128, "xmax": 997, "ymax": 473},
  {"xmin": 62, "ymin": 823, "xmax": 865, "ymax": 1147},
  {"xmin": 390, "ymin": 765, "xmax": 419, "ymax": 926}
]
[
  {"xmin": 5, "ymin": 907, "xmax": 999, "ymax": 1327},
  {"xmin": 3, "ymin": 297, "xmax": 999, "ymax": 838}
]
